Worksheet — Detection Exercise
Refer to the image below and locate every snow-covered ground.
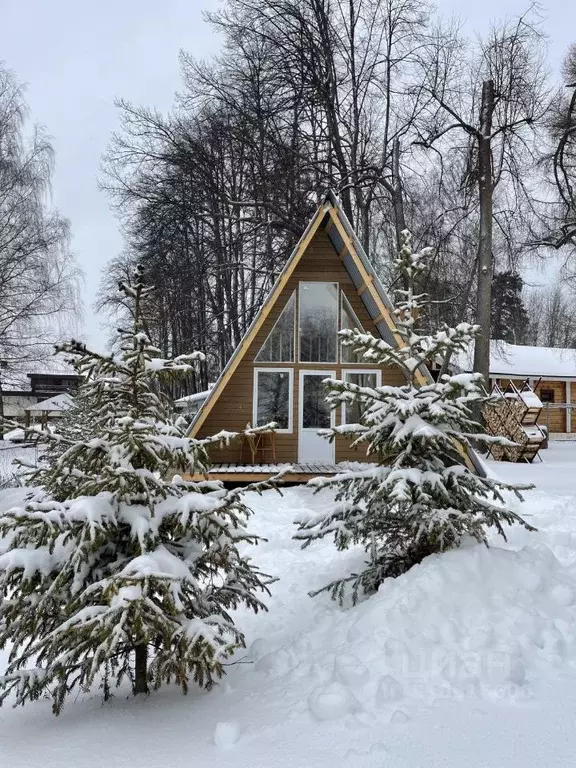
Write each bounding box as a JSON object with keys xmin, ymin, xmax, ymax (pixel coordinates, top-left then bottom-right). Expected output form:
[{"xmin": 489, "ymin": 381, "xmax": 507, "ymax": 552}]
[
  {"xmin": 0, "ymin": 443, "xmax": 38, "ymax": 487},
  {"xmin": 1, "ymin": 443, "xmax": 576, "ymax": 767}
]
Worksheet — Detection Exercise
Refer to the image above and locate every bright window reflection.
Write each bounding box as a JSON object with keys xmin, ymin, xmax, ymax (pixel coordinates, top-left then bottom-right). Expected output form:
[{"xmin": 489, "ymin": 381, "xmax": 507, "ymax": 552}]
[
  {"xmin": 255, "ymin": 292, "xmax": 295, "ymax": 362},
  {"xmin": 299, "ymin": 282, "xmax": 338, "ymax": 362}
]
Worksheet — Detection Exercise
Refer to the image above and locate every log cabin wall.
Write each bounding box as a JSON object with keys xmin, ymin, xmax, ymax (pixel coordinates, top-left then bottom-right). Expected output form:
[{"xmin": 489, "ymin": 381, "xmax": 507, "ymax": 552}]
[
  {"xmin": 195, "ymin": 228, "xmax": 405, "ymax": 463},
  {"xmin": 534, "ymin": 381, "xmax": 571, "ymax": 433}
]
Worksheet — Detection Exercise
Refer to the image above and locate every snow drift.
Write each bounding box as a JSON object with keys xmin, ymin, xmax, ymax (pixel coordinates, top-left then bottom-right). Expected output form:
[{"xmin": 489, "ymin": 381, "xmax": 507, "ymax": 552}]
[{"xmin": 2, "ymin": 445, "xmax": 576, "ymax": 767}]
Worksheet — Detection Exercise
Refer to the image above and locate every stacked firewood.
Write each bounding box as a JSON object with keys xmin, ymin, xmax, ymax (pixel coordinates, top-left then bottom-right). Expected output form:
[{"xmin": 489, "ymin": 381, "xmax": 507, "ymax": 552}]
[{"xmin": 483, "ymin": 397, "xmax": 528, "ymax": 462}]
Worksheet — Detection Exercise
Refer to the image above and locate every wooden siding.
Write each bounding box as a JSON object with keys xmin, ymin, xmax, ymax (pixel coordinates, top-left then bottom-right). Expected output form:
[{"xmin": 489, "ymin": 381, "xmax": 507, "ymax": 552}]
[
  {"xmin": 196, "ymin": 228, "xmax": 405, "ymax": 462},
  {"xmin": 497, "ymin": 378, "xmax": 573, "ymax": 433},
  {"xmin": 534, "ymin": 381, "xmax": 569, "ymax": 433}
]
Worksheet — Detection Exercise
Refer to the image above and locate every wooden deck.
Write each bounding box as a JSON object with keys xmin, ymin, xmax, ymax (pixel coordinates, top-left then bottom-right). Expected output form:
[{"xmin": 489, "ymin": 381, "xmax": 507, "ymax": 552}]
[{"xmin": 187, "ymin": 462, "xmax": 349, "ymax": 483}]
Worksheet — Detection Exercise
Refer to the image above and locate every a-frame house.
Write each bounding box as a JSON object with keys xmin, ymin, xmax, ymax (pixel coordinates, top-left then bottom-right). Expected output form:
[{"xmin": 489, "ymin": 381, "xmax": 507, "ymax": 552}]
[{"xmin": 188, "ymin": 190, "xmax": 432, "ymax": 482}]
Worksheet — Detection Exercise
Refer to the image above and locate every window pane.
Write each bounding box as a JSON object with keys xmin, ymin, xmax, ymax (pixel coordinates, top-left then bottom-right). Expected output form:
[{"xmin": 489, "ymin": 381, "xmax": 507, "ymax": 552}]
[
  {"xmin": 299, "ymin": 282, "xmax": 338, "ymax": 362},
  {"xmin": 345, "ymin": 373, "xmax": 377, "ymax": 424},
  {"xmin": 302, "ymin": 375, "xmax": 331, "ymax": 429},
  {"xmin": 255, "ymin": 292, "xmax": 295, "ymax": 362},
  {"xmin": 341, "ymin": 294, "xmax": 365, "ymax": 363},
  {"xmin": 256, "ymin": 371, "xmax": 290, "ymax": 429}
]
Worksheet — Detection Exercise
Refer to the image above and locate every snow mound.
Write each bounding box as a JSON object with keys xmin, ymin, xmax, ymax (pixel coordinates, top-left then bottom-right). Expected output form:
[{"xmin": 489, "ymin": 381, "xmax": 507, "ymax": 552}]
[
  {"xmin": 213, "ymin": 721, "xmax": 241, "ymax": 749},
  {"xmin": 346, "ymin": 544, "xmax": 576, "ymax": 700},
  {"xmin": 390, "ymin": 709, "xmax": 410, "ymax": 724},
  {"xmin": 308, "ymin": 681, "xmax": 359, "ymax": 720},
  {"xmin": 333, "ymin": 654, "xmax": 369, "ymax": 688},
  {"xmin": 253, "ymin": 537, "xmax": 576, "ymax": 720}
]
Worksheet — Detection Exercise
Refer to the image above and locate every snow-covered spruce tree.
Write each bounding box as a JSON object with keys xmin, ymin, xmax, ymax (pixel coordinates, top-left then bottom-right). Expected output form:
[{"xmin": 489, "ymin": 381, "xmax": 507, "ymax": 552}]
[
  {"xmin": 0, "ymin": 268, "xmax": 272, "ymax": 714},
  {"xmin": 294, "ymin": 230, "xmax": 534, "ymax": 604}
]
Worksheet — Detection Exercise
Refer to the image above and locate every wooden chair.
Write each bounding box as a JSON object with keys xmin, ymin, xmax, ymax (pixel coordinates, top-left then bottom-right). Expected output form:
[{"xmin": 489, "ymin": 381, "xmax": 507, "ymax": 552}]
[{"xmin": 240, "ymin": 428, "xmax": 276, "ymax": 464}]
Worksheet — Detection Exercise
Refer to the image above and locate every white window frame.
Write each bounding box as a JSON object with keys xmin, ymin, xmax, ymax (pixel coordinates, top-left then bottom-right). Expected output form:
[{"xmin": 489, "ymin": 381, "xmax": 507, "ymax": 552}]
[
  {"xmin": 340, "ymin": 292, "xmax": 366, "ymax": 363},
  {"xmin": 253, "ymin": 367, "xmax": 294, "ymax": 433},
  {"xmin": 342, "ymin": 369, "xmax": 382, "ymax": 425},
  {"xmin": 298, "ymin": 281, "xmax": 340, "ymax": 364}
]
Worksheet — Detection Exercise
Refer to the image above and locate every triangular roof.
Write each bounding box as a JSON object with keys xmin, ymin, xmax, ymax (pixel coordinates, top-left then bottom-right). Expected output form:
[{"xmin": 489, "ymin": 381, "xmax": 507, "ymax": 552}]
[
  {"xmin": 189, "ymin": 190, "xmax": 432, "ymax": 438},
  {"xmin": 25, "ymin": 392, "xmax": 75, "ymax": 413}
]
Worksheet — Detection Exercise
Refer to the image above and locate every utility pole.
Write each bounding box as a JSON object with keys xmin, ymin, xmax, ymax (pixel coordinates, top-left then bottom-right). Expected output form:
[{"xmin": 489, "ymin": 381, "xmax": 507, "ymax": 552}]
[
  {"xmin": 0, "ymin": 360, "xmax": 7, "ymax": 440},
  {"xmin": 472, "ymin": 79, "xmax": 495, "ymax": 389}
]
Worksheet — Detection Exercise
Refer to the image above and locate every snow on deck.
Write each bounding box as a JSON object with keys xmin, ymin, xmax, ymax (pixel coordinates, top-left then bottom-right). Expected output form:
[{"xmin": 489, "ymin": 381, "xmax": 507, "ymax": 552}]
[
  {"xmin": 455, "ymin": 340, "xmax": 576, "ymax": 379},
  {"xmin": 2, "ymin": 443, "xmax": 576, "ymax": 766}
]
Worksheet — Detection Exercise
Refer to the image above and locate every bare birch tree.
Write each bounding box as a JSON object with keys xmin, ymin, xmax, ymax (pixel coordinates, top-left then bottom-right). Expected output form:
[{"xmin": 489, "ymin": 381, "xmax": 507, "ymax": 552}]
[
  {"xmin": 0, "ymin": 64, "xmax": 79, "ymax": 433},
  {"xmin": 206, "ymin": 0, "xmax": 434, "ymax": 252},
  {"xmin": 415, "ymin": 9, "xmax": 549, "ymax": 384},
  {"xmin": 540, "ymin": 44, "xmax": 576, "ymax": 278}
]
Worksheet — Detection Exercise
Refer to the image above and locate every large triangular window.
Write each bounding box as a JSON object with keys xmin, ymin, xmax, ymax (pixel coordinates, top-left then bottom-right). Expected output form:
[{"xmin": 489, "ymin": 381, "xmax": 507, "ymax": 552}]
[
  {"xmin": 255, "ymin": 291, "xmax": 295, "ymax": 362},
  {"xmin": 340, "ymin": 293, "xmax": 366, "ymax": 362},
  {"xmin": 299, "ymin": 282, "xmax": 339, "ymax": 362}
]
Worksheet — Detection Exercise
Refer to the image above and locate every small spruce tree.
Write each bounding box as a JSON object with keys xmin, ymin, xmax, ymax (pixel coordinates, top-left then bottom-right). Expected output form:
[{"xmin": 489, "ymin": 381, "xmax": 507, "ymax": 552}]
[
  {"xmin": 294, "ymin": 231, "xmax": 534, "ymax": 603},
  {"xmin": 0, "ymin": 268, "xmax": 272, "ymax": 714}
]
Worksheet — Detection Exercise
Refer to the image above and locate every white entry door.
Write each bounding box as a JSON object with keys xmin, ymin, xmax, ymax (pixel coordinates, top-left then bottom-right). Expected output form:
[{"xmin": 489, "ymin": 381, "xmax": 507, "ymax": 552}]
[{"xmin": 299, "ymin": 371, "xmax": 335, "ymax": 464}]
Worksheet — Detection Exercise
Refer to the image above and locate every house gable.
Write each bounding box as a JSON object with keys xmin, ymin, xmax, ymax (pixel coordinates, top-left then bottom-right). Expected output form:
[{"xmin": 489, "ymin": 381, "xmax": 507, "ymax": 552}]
[
  {"xmin": 191, "ymin": 226, "xmax": 416, "ymax": 462},
  {"xmin": 190, "ymin": 194, "xmax": 431, "ymax": 451}
]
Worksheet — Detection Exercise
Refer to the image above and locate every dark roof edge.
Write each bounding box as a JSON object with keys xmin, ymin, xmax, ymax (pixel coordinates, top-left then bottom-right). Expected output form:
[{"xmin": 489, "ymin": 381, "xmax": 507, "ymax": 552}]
[
  {"xmin": 323, "ymin": 190, "xmax": 433, "ymax": 385},
  {"xmin": 323, "ymin": 189, "xmax": 395, "ymax": 317},
  {"xmin": 27, "ymin": 373, "xmax": 80, "ymax": 380}
]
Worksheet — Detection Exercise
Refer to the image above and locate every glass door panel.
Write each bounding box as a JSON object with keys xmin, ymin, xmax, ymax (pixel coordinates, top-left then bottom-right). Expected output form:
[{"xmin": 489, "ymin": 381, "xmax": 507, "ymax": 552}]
[
  {"xmin": 302, "ymin": 374, "xmax": 331, "ymax": 428},
  {"xmin": 299, "ymin": 371, "xmax": 335, "ymax": 464}
]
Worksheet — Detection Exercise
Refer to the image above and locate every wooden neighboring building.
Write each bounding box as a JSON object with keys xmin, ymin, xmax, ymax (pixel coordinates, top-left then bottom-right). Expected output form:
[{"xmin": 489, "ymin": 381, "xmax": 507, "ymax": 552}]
[
  {"xmin": 1, "ymin": 363, "xmax": 80, "ymax": 429},
  {"xmin": 457, "ymin": 341, "xmax": 576, "ymax": 436},
  {"xmin": 188, "ymin": 190, "xmax": 433, "ymax": 481}
]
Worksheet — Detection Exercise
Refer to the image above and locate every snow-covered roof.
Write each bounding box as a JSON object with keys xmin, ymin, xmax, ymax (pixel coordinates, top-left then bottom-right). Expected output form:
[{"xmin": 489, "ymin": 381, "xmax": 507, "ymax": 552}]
[
  {"xmin": 455, "ymin": 341, "xmax": 576, "ymax": 380},
  {"xmin": 1, "ymin": 354, "xmax": 77, "ymax": 392},
  {"xmin": 174, "ymin": 390, "xmax": 211, "ymax": 406},
  {"xmin": 25, "ymin": 393, "xmax": 75, "ymax": 413},
  {"xmin": 2, "ymin": 427, "xmax": 26, "ymax": 442},
  {"xmin": 1, "ymin": 424, "xmax": 49, "ymax": 442}
]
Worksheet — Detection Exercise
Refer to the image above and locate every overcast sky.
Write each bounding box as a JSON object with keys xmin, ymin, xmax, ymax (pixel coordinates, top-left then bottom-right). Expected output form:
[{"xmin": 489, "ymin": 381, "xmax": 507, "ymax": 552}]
[{"xmin": 1, "ymin": 0, "xmax": 575, "ymax": 351}]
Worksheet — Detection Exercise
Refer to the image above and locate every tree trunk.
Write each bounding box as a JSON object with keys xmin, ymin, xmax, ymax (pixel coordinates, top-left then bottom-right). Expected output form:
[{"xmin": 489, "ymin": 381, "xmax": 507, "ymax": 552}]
[
  {"xmin": 438, "ymin": 255, "xmax": 479, "ymax": 378},
  {"xmin": 473, "ymin": 79, "xmax": 495, "ymax": 390},
  {"xmin": 391, "ymin": 138, "xmax": 409, "ymax": 291},
  {"xmin": 134, "ymin": 644, "xmax": 148, "ymax": 695},
  {"xmin": 0, "ymin": 366, "xmax": 4, "ymax": 440},
  {"xmin": 392, "ymin": 138, "xmax": 407, "ymax": 250}
]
